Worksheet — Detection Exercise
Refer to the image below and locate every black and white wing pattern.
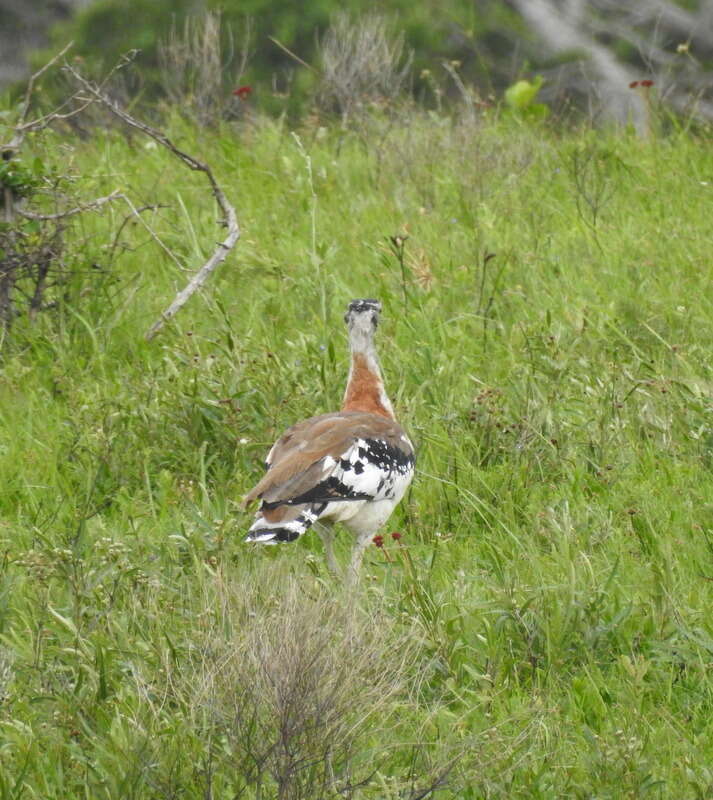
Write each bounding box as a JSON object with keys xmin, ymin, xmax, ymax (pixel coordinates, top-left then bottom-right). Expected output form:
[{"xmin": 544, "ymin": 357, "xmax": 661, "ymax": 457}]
[{"xmin": 243, "ymin": 411, "xmax": 415, "ymax": 543}]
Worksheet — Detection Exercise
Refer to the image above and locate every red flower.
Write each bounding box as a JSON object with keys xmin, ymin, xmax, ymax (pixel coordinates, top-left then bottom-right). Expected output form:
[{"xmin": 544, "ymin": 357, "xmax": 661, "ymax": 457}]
[
  {"xmin": 629, "ymin": 81, "xmax": 640, "ymax": 89},
  {"xmin": 373, "ymin": 534, "xmax": 384, "ymax": 548},
  {"xmin": 640, "ymin": 79, "xmax": 654, "ymax": 88},
  {"xmin": 233, "ymin": 86, "xmax": 252, "ymax": 100},
  {"xmin": 391, "ymin": 531, "xmax": 402, "ymax": 541}
]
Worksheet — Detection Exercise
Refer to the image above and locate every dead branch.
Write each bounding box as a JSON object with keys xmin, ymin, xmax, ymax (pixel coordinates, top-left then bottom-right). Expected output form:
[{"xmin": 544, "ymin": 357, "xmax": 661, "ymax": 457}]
[
  {"xmin": 17, "ymin": 189, "xmax": 123, "ymax": 221},
  {"xmin": 269, "ymin": 35, "xmax": 318, "ymax": 73},
  {"xmin": 1, "ymin": 42, "xmax": 75, "ymax": 157},
  {"xmin": 108, "ymin": 202, "xmax": 169, "ymax": 264},
  {"xmin": 2, "ymin": 46, "xmax": 139, "ymax": 160},
  {"xmin": 63, "ymin": 61, "xmax": 241, "ymax": 341},
  {"xmin": 113, "ymin": 194, "xmax": 183, "ymax": 270},
  {"xmin": 17, "ymin": 190, "xmax": 174, "ymax": 277},
  {"xmin": 18, "ymin": 188, "xmax": 180, "ymax": 267},
  {"xmin": 10, "ymin": 97, "xmax": 96, "ymax": 140}
]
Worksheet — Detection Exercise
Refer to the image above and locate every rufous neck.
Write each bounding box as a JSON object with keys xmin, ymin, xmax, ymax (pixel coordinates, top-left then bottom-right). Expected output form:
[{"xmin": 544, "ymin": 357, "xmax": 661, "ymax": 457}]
[{"xmin": 341, "ymin": 338, "xmax": 395, "ymax": 419}]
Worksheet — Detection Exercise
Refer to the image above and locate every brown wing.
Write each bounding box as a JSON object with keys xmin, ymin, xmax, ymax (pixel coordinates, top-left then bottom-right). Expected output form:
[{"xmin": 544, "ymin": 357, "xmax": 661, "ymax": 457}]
[{"xmin": 242, "ymin": 411, "xmax": 413, "ymax": 509}]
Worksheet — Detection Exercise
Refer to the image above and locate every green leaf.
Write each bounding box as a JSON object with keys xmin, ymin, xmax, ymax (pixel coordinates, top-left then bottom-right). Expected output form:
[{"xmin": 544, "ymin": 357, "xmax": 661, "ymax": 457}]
[{"xmin": 504, "ymin": 75, "xmax": 544, "ymax": 111}]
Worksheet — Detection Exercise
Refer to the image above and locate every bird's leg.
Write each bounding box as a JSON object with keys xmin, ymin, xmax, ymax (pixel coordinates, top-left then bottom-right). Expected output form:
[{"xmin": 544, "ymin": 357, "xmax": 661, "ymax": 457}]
[
  {"xmin": 345, "ymin": 531, "xmax": 374, "ymax": 589},
  {"xmin": 317, "ymin": 524, "xmax": 340, "ymax": 577}
]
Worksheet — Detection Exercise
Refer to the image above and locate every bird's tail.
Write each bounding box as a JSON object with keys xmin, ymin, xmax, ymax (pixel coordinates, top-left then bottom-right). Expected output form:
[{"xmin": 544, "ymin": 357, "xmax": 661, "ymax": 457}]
[{"xmin": 245, "ymin": 501, "xmax": 327, "ymax": 544}]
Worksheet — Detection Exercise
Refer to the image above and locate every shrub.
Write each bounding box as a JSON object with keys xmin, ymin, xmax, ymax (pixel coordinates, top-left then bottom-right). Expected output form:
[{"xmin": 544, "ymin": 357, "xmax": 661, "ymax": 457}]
[{"xmin": 317, "ymin": 13, "xmax": 413, "ymax": 121}]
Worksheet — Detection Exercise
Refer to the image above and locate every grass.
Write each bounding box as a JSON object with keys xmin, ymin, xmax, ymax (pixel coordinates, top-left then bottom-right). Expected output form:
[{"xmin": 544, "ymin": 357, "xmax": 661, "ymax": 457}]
[{"xmin": 1, "ymin": 104, "xmax": 713, "ymax": 797}]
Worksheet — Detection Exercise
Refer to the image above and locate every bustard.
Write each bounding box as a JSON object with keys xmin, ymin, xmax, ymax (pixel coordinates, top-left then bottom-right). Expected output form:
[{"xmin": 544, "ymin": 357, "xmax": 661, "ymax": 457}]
[{"xmin": 243, "ymin": 299, "xmax": 415, "ymax": 584}]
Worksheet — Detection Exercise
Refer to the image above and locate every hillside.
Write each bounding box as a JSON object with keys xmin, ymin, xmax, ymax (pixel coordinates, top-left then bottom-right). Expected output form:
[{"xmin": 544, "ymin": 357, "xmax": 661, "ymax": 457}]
[{"xmin": 1, "ymin": 104, "xmax": 713, "ymax": 797}]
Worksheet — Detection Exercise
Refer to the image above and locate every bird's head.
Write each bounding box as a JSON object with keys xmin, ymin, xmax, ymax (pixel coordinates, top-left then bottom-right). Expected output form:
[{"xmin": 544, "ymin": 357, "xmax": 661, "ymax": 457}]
[
  {"xmin": 344, "ymin": 298, "xmax": 382, "ymax": 333},
  {"xmin": 344, "ymin": 298, "xmax": 382, "ymax": 353}
]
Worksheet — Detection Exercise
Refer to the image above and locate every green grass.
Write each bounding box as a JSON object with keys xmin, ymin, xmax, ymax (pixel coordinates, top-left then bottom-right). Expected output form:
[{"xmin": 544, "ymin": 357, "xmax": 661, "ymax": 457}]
[{"xmin": 2, "ymin": 107, "xmax": 713, "ymax": 798}]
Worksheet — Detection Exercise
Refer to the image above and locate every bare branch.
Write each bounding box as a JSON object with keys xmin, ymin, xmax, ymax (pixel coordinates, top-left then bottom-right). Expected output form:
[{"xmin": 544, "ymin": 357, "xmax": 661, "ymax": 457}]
[
  {"xmin": 17, "ymin": 189, "xmax": 122, "ymax": 221},
  {"xmin": 11, "ymin": 97, "xmax": 95, "ymax": 139},
  {"xmin": 269, "ymin": 35, "xmax": 318, "ymax": 73},
  {"xmin": 108, "ymin": 202, "xmax": 170, "ymax": 264},
  {"xmin": 113, "ymin": 193, "xmax": 184, "ymax": 270},
  {"xmin": 0, "ymin": 43, "xmax": 96, "ymax": 165},
  {"xmin": 2, "ymin": 46, "xmax": 138, "ymax": 157},
  {"xmin": 63, "ymin": 61, "xmax": 241, "ymax": 341},
  {"xmin": 21, "ymin": 42, "xmax": 73, "ymax": 115},
  {"xmin": 17, "ymin": 192, "xmax": 183, "ymax": 278},
  {"xmin": 22, "ymin": 188, "xmax": 180, "ymax": 269}
]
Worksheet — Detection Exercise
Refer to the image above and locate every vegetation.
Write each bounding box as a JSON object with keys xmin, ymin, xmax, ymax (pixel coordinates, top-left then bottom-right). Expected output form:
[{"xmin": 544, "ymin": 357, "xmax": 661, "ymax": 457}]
[
  {"xmin": 36, "ymin": 0, "xmax": 713, "ymax": 127},
  {"xmin": 2, "ymin": 89, "xmax": 713, "ymax": 798},
  {"xmin": 38, "ymin": 0, "xmax": 521, "ymax": 113}
]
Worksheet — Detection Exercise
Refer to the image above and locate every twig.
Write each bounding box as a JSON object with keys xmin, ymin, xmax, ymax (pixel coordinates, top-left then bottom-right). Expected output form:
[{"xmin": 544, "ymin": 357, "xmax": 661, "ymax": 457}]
[
  {"xmin": 0, "ymin": 42, "xmax": 75, "ymax": 157},
  {"xmin": 63, "ymin": 61, "xmax": 241, "ymax": 340},
  {"xmin": 268, "ymin": 36, "xmax": 318, "ymax": 73},
  {"xmin": 19, "ymin": 191, "xmax": 174, "ymax": 275},
  {"xmin": 108, "ymin": 202, "xmax": 168, "ymax": 263},
  {"xmin": 17, "ymin": 189, "xmax": 123, "ymax": 221},
  {"xmin": 22, "ymin": 190, "xmax": 178, "ymax": 265},
  {"xmin": 20, "ymin": 43, "xmax": 75, "ymax": 122},
  {"xmin": 114, "ymin": 194, "xmax": 183, "ymax": 270},
  {"xmin": 2, "ymin": 46, "xmax": 137, "ymax": 157},
  {"xmin": 11, "ymin": 97, "xmax": 96, "ymax": 139}
]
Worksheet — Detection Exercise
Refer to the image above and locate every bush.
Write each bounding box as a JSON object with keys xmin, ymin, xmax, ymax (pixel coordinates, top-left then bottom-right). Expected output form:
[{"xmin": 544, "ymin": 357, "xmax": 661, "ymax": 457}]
[{"xmin": 317, "ymin": 13, "xmax": 413, "ymax": 120}]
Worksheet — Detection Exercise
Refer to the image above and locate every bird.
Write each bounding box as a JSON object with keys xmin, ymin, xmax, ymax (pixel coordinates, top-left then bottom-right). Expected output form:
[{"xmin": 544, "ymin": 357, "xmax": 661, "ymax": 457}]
[{"xmin": 243, "ymin": 298, "xmax": 415, "ymax": 585}]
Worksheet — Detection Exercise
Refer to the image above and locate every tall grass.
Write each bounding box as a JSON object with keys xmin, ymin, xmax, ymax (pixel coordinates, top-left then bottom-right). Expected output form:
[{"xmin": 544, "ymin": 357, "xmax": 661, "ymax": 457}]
[{"xmin": 1, "ymin": 105, "xmax": 713, "ymax": 797}]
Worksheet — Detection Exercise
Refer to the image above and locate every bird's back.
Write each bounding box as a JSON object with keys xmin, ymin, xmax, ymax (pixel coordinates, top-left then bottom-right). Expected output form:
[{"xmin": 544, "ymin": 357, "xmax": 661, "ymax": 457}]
[{"xmin": 244, "ymin": 411, "xmax": 414, "ymax": 543}]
